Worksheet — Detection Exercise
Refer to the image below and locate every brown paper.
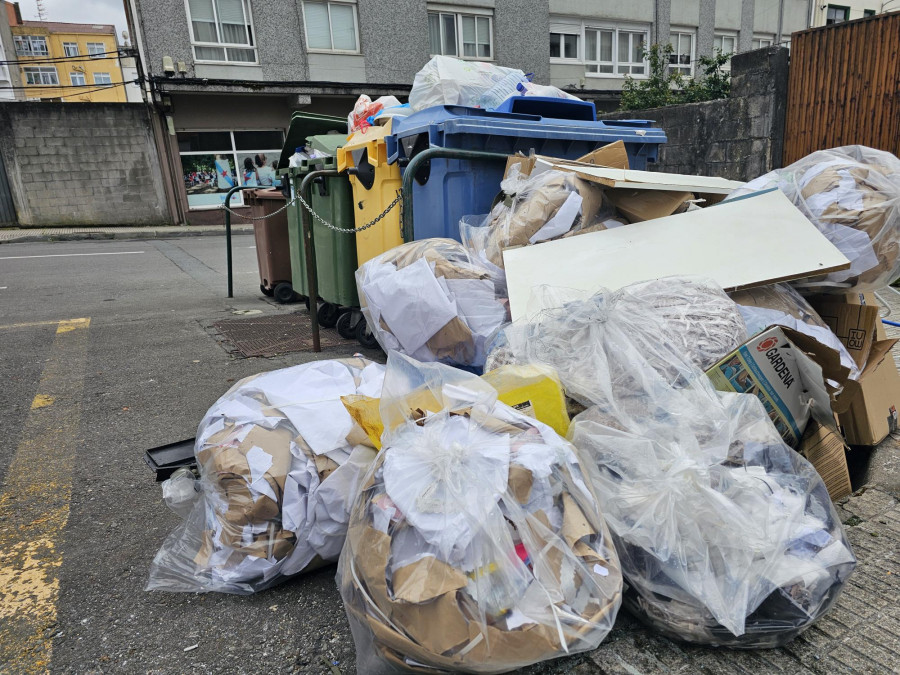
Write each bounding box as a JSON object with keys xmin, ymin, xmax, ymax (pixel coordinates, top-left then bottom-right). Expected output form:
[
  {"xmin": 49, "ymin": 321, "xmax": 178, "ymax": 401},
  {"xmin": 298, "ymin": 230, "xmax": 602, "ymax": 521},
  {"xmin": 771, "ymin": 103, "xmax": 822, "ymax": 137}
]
[
  {"xmin": 508, "ymin": 465, "xmax": 534, "ymax": 504},
  {"xmin": 561, "ymin": 492, "xmax": 595, "ymax": 547},
  {"xmin": 351, "ymin": 524, "xmax": 393, "ymax": 616},
  {"xmin": 426, "ymin": 316, "xmax": 475, "ymax": 363},
  {"xmin": 392, "ymin": 556, "xmax": 467, "ymax": 604},
  {"xmin": 797, "ymin": 421, "xmax": 852, "ymax": 500},
  {"xmin": 575, "ymin": 140, "xmax": 630, "ymax": 169},
  {"xmin": 607, "ymin": 188, "xmax": 694, "ymax": 223}
]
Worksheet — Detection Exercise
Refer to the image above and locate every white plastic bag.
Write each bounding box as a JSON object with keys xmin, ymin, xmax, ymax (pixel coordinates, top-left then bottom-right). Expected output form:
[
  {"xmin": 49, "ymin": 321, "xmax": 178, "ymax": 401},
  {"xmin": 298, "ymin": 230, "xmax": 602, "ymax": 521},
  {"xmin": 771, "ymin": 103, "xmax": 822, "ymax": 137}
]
[
  {"xmin": 348, "ymin": 94, "xmax": 402, "ymax": 133},
  {"xmin": 337, "ymin": 353, "xmax": 622, "ymax": 673},
  {"xmin": 517, "ymin": 81, "xmax": 582, "ymax": 100},
  {"xmin": 486, "ymin": 282, "xmax": 856, "ymax": 646},
  {"xmin": 356, "ymin": 239, "xmax": 508, "ymax": 369},
  {"xmin": 726, "ymin": 145, "xmax": 900, "ymax": 292},
  {"xmin": 409, "ymin": 55, "xmax": 527, "ymax": 111},
  {"xmin": 146, "ymin": 358, "xmax": 385, "ymax": 594}
]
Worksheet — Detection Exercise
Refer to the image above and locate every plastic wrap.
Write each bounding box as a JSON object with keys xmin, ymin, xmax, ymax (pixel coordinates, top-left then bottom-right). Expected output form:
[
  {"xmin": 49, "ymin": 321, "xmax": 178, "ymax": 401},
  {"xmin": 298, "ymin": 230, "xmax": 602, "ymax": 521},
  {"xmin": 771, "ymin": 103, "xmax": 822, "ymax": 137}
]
[
  {"xmin": 517, "ymin": 82, "xmax": 582, "ymax": 100},
  {"xmin": 356, "ymin": 239, "xmax": 509, "ymax": 369},
  {"xmin": 485, "ymin": 277, "xmax": 747, "ymax": 380},
  {"xmin": 726, "ymin": 145, "xmax": 900, "ymax": 292},
  {"xmin": 460, "ymin": 167, "xmax": 621, "ymax": 269},
  {"xmin": 409, "ymin": 55, "xmax": 527, "ymax": 111},
  {"xmin": 338, "ymin": 353, "xmax": 622, "ymax": 673},
  {"xmin": 146, "ymin": 358, "xmax": 385, "ymax": 594},
  {"xmin": 484, "ymin": 282, "xmax": 856, "ymax": 646},
  {"xmin": 730, "ymin": 283, "xmax": 860, "ymax": 380}
]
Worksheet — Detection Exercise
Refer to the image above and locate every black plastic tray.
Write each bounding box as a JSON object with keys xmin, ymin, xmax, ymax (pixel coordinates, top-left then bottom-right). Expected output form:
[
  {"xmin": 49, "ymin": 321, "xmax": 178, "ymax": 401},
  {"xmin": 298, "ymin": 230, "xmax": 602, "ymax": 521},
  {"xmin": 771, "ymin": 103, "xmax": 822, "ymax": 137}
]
[{"xmin": 144, "ymin": 439, "xmax": 196, "ymax": 481}]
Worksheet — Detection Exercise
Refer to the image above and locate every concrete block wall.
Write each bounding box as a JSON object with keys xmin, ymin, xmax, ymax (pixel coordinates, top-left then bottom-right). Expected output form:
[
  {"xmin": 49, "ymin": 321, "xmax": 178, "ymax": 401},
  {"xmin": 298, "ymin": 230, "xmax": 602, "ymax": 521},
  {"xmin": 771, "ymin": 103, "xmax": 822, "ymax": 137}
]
[
  {"xmin": 600, "ymin": 46, "xmax": 789, "ymax": 181},
  {"xmin": 0, "ymin": 102, "xmax": 171, "ymax": 226}
]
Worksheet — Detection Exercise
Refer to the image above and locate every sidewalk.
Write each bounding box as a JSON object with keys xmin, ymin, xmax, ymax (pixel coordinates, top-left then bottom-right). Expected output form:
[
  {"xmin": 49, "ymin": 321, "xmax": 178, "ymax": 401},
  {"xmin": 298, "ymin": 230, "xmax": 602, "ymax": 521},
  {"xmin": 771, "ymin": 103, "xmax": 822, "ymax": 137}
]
[{"xmin": 0, "ymin": 223, "xmax": 255, "ymax": 244}]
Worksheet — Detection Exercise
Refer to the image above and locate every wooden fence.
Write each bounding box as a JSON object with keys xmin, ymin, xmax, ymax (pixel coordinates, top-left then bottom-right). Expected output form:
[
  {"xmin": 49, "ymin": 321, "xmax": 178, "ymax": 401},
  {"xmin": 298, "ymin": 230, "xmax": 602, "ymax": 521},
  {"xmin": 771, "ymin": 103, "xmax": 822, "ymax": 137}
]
[{"xmin": 784, "ymin": 12, "xmax": 900, "ymax": 164}]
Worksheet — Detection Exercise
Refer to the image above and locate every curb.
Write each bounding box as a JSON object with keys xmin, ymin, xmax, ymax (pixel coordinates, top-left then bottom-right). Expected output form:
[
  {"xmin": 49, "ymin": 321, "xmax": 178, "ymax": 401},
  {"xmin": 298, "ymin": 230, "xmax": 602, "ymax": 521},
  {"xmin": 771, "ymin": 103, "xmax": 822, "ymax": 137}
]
[{"xmin": 0, "ymin": 227, "xmax": 255, "ymax": 245}]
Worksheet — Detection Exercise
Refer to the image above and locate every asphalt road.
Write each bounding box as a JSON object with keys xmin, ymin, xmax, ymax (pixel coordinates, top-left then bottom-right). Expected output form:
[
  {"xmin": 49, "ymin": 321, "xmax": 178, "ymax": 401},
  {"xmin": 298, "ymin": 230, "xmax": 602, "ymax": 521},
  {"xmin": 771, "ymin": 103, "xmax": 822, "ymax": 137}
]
[{"xmin": 0, "ymin": 236, "xmax": 378, "ymax": 674}]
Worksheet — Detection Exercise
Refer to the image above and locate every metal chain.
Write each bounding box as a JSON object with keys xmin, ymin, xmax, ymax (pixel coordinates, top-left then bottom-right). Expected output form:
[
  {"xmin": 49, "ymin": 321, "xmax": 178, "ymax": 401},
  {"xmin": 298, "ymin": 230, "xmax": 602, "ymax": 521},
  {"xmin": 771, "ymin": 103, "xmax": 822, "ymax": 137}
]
[
  {"xmin": 296, "ymin": 190, "xmax": 402, "ymax": 234},
  {"xmin": 222, "ymin": 189, "xmax": 402, "ymax": 234}
]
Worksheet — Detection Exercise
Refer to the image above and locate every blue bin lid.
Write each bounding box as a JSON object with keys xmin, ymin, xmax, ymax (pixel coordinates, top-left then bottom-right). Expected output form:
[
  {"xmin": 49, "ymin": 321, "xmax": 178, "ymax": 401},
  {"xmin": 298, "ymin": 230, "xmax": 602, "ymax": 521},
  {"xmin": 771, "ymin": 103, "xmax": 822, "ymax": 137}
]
[
  {"xmin": 386, "ymin": 104, "xmax": 666, "ymax": 163},
  {"xmin": 491, "ymin": 95, "xmax": 596, "ymax": 121}
]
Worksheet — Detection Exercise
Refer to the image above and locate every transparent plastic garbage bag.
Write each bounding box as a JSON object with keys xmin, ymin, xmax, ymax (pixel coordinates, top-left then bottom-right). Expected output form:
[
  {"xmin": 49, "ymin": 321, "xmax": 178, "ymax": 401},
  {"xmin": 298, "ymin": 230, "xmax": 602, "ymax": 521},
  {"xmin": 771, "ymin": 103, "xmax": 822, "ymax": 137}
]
[
  {"xmin": 146, "ymin": 358, "xmax": 385, "ymax": 594},
  {"xmin": 337, "ymin": 353, "xmax": 622, "ymax": 673},
  {"xmin": 356, "ymin": 239, "xmax": 509, "ymax": 369},
  {"xmin": 726, "ymin": 145, "xmax": 900, "ymax": 292},
  {"xmin": 409, "ymin": 55, "xmax": 527, "ymax": 111},
  {"xmin": 484, "ymin": 282, "xmax": 856, "ymax": 646}
]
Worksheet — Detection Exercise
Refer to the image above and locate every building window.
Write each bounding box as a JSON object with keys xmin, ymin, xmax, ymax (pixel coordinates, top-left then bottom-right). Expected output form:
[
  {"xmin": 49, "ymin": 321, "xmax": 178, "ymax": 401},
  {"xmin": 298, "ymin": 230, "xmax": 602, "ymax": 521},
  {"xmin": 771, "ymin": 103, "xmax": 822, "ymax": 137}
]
[
  {"xmin": 826, "ymin": 5, "xmax": 850, "ymax": 24},
  {"xmin": 63, "ymin": 42, "xmax": 79, "ymax": 57},
  {"xmin": 584, "ymin": 26, "xmax": 648, "ymax": 75},
  {"xmin": 14, "ymin": 35, "xmax": 48, "ymax": 56},
  {"xmin": 752, "ymin": 35, "xmax": 774, "ymax": 49},
  {"xmin": 93, "ymin": 72, "xmax": 112, "ymax": 85},
  {"xmin": 303, "ymin": 1, "xmax": 360, "ymax": 52},
  {"xmin": 23, "ymin": 66, "xmax": 59, "ymax": 85},
  {"xmin": 70, "ymin": 72, "xmax": 86, "ymax": 86},
  {"xmin": 713, "ymin": 33, "xmax": 736, "ymax": 71},
  {"xmin": 669, "ymin": 31, "xmax": 694, "ymax": 76},
  {"xmin": 550, "ymin": 32, "xmax": 579, "ymax": 59},
  {"xmin": 864, "ymin": 9, "xmax": 876, "ymax": 16},
  {"xmin": 87, "ymin": 42, "xmax": 106, "ymax": 58},
  {"xmin": 428, "ymin": 11, "xmax": 493, "ymax": 59},
  {"xmin": 187, "ymin": 0, "xmax": 257, "ymax": 63},
  {"xmin": 177, "ymin": 129, "xmax": 285, "ymax": 210}
]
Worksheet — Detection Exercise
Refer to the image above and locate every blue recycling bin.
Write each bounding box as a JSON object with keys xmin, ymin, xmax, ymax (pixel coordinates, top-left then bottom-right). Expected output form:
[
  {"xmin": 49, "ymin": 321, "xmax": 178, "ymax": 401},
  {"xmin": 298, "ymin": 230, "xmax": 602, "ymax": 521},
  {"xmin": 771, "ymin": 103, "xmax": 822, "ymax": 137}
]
[{"xmin": 385, "ymin": 99, "xmax": 667, "ymax": 241}]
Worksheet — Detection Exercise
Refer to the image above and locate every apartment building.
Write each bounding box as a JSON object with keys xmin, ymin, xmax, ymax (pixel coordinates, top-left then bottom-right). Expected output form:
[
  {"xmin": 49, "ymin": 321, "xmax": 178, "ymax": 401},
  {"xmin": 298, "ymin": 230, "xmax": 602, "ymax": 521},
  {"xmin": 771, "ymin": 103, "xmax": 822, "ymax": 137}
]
[
  {"xmin": 811, "ymin": 1, "xmax": 895, "ymax": 26},
  {"xmin": 127, "ymin": 0, "xmax": 809, "ymax": 217},
  {"xmin": 6, "ymin": 1, "xmax": 129, "ymax": 103}
]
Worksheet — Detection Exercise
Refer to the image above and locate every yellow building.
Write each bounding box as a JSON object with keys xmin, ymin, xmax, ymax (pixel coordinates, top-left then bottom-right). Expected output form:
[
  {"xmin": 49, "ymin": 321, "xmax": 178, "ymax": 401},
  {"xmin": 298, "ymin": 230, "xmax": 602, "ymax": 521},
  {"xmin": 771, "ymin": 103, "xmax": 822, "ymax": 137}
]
[{"xmin": 9, "ymin": 18, "xmax": 127, "ymax": 103}]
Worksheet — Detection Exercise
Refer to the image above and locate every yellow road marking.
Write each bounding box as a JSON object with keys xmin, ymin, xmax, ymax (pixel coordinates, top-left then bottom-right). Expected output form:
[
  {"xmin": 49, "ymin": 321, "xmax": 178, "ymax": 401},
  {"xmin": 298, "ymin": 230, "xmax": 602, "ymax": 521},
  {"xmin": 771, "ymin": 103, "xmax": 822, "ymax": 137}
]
[
  {"xmin": 30, "ymin": 395, "xmax": 54, "ymax": 410},
  {"xmin": 0, "ymin": 318, "xmax": 90, "ymax": 674},
  {"xmin": 0, "ymin": 320, "xmax": 70, "ymax": 331}
]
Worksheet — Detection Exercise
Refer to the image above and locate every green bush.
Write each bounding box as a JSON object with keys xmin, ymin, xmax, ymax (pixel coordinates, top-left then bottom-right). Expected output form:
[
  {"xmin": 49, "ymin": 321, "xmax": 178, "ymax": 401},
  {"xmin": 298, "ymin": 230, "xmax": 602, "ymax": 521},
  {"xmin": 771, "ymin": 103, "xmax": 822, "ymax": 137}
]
[{"xmin": 619, "ymin": 44, "xmax": 731, "ymax": 111}]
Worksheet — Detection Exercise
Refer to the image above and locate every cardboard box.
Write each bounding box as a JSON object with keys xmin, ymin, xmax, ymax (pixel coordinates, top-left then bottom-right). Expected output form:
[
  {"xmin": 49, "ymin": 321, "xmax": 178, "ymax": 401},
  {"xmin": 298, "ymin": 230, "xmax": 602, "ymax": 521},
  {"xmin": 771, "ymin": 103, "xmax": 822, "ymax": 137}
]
[
  {"xmin": 837, "ymin": 338, "xmax": 900, "ymax": 446},
  {"xmin": 806, "ymin": 295, "xmax": 880, "ymax": 370},
  {"xmin": 706, "ymin": 326, "xmax": 849, "ymax": 447},
  {"xmin": 797, "ymin": 421, "xmax": 852, "ymax": 501}
]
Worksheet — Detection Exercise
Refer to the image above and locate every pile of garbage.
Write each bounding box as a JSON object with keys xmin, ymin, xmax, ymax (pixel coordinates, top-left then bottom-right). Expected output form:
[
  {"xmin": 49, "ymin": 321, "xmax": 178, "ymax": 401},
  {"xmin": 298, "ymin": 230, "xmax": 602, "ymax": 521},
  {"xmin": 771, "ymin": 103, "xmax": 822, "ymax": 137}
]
[{"xmin": 148, "ymin": 51, "xmax": 900, "ymax": 669}]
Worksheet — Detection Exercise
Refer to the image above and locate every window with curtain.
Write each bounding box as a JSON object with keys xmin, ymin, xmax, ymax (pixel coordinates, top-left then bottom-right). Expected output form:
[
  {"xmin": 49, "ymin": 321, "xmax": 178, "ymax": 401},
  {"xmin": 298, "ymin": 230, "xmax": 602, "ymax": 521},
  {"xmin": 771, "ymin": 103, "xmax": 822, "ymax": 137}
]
[
  {"xmin": 187, "ymin": 0, "xmax": 257, "ymax": 63},
  {"xmin": 14, "ymin": 36, "xmax": 49, "ymax": 56},
  {"xmin": 23, "ymin": 67, "xmax": 58, "ymax": 85},
  {"xmin": 428, "ymin": 10, "xmax": 493, "ymax": 59},
  {"xmin": 63, "ymin": 42, "xmax": 79, "ymax": 57},
  {"xmin": 87, "ymin": 42, "xmax": 106, "ymax": 57},
  {"xmin": 303, "ymin": 2, "xmax": 359, "ymax": 52},
  {"xmin": 583, "ymin": 25, "xmax": 647, "ymax": 75},
  {"xmin": 668, "ymin": 31, "xmax": 694, "ymax": 76}
]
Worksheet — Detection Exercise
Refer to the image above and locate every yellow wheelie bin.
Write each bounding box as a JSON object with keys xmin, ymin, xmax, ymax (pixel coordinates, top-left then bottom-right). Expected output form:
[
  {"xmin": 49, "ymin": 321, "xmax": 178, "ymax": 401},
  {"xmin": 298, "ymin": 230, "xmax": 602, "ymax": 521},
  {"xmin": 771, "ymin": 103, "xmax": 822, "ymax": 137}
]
[{"xmin": 336, "ymin": 118, "xmax": 403, "ymax": 266}]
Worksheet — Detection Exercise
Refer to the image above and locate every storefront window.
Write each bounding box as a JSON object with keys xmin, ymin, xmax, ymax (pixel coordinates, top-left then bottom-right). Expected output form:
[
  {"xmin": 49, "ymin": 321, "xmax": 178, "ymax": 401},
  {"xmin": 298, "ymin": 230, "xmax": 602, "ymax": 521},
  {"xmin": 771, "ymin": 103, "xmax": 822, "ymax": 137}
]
[{"xmin": 178, "ymin": 130, "xmax": 283, "ymax": 209}]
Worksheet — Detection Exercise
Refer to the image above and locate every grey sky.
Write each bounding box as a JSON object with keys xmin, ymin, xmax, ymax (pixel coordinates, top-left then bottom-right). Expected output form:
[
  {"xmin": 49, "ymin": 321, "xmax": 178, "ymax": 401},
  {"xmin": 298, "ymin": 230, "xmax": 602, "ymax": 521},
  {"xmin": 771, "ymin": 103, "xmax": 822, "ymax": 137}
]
[{"xmin": 15, "ymin": 0, "xmax": 129, "ymax": 43}]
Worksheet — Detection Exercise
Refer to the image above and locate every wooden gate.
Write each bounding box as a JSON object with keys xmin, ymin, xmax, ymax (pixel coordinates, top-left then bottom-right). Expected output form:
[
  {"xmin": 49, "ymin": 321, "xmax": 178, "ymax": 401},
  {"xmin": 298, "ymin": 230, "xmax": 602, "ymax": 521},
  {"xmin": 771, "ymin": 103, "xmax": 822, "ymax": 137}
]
[{"xmin": 784, "ymin": 12, "xmax": 900, "ymax": 164}]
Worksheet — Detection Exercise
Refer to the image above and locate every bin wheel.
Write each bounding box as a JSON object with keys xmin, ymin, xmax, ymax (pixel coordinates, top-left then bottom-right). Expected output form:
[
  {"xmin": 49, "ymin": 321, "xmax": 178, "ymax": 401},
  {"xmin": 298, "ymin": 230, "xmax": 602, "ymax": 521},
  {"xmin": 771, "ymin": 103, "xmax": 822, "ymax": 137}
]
[
  {"xmin": 273, "ymin": 282, "xmax": 295, "ymax": 304},
  {"xmin": 317, "ymin": 302, "xmax": 340, "ymax": 329},
  {"xmin": 336, "ymin": 310, "xmax": 358, "ymax": 340},
  {"xmin": 355, "ymin": 317, "xmax": 381, "ymax": 350},
  {"xmin": 260, "ymin": 284, "xmax": 274, "ymax": 297}
]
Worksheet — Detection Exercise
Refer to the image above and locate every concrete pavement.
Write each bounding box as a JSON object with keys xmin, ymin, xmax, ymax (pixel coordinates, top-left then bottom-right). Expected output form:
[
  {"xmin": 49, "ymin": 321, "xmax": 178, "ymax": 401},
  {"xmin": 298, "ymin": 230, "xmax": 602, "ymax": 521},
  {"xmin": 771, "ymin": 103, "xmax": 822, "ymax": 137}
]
[
  {"xmin": 0, "ymin": 224, "xmax": 254, "ymax": 245},
  {"xmin": 0, "ymin": 234, "xmax": 897, "ymax": 674}
]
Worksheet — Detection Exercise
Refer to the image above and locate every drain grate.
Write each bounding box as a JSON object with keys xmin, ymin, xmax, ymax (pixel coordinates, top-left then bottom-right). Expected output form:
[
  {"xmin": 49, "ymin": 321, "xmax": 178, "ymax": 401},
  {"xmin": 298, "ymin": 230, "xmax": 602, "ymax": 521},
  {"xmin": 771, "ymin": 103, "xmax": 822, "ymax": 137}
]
[{"xmin": 213, "ymin": 313, "xmax": 352, "ymax": 357}]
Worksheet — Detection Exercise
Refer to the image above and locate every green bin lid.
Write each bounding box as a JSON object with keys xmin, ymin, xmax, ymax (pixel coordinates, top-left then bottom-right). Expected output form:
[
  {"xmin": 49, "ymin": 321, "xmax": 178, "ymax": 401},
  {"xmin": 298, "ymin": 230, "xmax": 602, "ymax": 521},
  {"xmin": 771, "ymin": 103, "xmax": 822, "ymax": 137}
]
[
  {"xmin": 277, "ymin": 112, "xmax": 346, "ymax": 170},
  {"xmin": 306, "ymin": 133, "xmax": 348, "ymax": 156}
]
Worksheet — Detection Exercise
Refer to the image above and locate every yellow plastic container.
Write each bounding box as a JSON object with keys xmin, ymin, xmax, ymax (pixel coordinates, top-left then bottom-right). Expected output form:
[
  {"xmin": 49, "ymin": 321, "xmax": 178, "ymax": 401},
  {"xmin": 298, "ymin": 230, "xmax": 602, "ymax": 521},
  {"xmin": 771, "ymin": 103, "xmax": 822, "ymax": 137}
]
[
  {"xmin": 337, "ymin": 119, "xmax": 403, "ymax": 266},
  {"xmin": 481, "ymin": 364, "xmax": 570, "ymax": 437}
]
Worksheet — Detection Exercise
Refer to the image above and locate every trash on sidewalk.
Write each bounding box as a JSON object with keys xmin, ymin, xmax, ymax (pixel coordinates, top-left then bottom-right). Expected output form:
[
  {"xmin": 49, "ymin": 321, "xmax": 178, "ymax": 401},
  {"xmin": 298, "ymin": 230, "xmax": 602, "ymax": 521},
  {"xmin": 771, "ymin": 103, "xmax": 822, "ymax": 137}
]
[
  {"xmin": 146, "ymin": 358, "xmax": 385, "ymax": 594},
  {"xmin": 796, "ymin": 421, "xmax": 853, "ymax": 500},
  {"xmin": 408, "ymin": 55, "xmax": 530, "ymax": 111},
  {"xmin": 356, "ymin": 239, "xmax": 508, "ymax": 369},
  {"xmin": 481, "ymin": 363, "xmax": 571, "ymax": 437},
  {"xmin": 347, "ymin": 95, "xmax": 402, "ymax": 133},
  {"xmin": 726, "ymin": 145, "xmax": 900, "ymax": 293},
  {"xmin": 487, "ymin": 281, "xmax": 855, "ymax": 646},
  {"xmin": 836, "ymin": 338, "xmax": 900, "ymax": 445},
  {"xmin": 144, "ymin": 438, "xmax": 196, "ymax": 481},
  {"xmin": 338, "ymin": 353, "xmax": 622, "ymax": 673},
  {"xmin": 503, "ymin": 189, "xmax": 853, "ymax": 321}
]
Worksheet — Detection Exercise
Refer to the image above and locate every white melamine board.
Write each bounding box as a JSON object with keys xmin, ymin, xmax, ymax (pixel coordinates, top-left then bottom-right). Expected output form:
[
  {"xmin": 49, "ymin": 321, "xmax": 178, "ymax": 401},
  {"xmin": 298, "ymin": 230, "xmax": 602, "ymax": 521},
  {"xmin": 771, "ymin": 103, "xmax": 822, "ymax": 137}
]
[
  {"xmin": 534, "ymin": 159, "xmax": 745, "ymax": 193},
  {"xmin": 503, "ymin": 189, "xmax": 851, "ymax": 322}
]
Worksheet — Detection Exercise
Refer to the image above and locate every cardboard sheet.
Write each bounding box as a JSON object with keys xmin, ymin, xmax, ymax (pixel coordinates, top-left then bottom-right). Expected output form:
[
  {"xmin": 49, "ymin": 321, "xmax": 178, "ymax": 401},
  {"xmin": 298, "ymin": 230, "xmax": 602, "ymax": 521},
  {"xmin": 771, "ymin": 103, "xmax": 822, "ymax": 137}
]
[
  {"xmin": 534, "ymin": 159, "xmax": 745, "ymax": 194},
  {"xmin": 504, "ymin": 190, "xmax": 852, "ymax": 321}
]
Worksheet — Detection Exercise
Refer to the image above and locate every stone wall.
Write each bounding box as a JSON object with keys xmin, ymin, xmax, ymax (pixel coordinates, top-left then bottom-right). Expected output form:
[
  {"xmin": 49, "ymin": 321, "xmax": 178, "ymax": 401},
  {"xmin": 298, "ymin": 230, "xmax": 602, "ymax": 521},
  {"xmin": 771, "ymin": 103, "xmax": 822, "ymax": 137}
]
[
  {"xmin": 600, "ymin": 47, "xmax": 790, "ymax": 181},
  {"xmin": 0, "ymin": 102, "xmax": 171, "ymax": 226}
]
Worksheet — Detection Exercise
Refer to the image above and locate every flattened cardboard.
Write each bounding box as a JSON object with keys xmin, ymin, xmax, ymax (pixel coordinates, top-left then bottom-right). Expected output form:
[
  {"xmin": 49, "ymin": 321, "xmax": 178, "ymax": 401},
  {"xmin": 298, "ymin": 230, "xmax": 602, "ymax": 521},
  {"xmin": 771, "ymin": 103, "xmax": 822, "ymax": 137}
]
[
  {"xmin": 706, "ymin": 326, "xmax": 846, "ymax": 447},
  {"xmin": 838, "ymin": 338, "xmax": 900, "ymax": 446},
  {"xmin": 606, "ymin": 188, "xmax": 693, "ymax": 223},
  {"xmin": 807, "ymin": 299, "xmax": 879, "ymax": 370},
  {"xmin": 811, "ymin": 291, "xmax": 887, "ymax": 342},
  {"xmin": 797, "ymin": 421, "xmax": 852, "ymax": 501},
  {"xmin": 574, "ymin": 140, "xmax": 630, "ymax": 169},
  {"xmin": 390, "ymin": 591, "xmax": 472, "ymax": 655},
  {"xmin": 508, "ymin": 465, "xmax": 534, "ymax": 504},
  {"xmin": 392, "ymin": 557, "xmax": 467, "ymax": 604}
]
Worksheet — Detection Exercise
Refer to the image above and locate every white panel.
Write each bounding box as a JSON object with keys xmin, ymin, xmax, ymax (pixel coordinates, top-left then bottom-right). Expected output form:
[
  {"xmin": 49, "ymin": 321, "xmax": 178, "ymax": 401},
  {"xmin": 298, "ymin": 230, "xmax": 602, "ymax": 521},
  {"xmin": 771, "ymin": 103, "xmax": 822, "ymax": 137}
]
[{"xmin": 503, "ymin": 190, "xmax": 852, "ymax": 321}]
